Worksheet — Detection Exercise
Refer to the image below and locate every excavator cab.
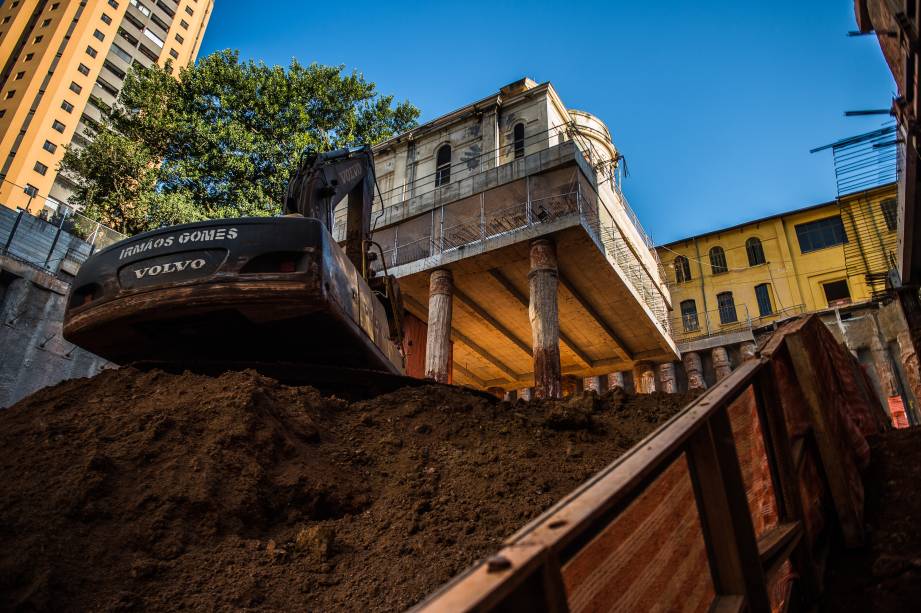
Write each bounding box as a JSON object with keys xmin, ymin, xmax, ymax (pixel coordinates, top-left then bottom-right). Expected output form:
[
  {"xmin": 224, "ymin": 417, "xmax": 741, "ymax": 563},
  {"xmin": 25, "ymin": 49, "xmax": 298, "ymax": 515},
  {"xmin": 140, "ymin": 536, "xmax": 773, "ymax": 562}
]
[
  {"xmin": 284, "ymin": 145, "xmax": 405, "ymax": 346},
  {"xmin": 63, "ymin": 144, "xmax": 408, "ymax": 388}
]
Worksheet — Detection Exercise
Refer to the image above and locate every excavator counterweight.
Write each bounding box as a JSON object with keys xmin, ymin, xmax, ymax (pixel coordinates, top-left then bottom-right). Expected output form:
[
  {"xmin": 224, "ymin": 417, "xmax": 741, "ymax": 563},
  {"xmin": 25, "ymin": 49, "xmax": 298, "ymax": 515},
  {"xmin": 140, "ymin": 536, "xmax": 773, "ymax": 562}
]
[{"xmin": 63, "ymin": 145, "xmax": 409, "ymax": 390}]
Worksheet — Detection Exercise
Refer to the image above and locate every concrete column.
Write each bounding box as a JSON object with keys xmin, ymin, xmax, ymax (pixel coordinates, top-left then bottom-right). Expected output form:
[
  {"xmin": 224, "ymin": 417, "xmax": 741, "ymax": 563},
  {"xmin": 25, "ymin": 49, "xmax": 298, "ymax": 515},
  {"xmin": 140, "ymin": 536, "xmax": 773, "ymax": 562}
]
[
  {"xmin": 572, "ymin": 376, "xmax": 584, "ymax": 394},
  {"xmin": 583, "ymin": 376, "xmax": 602, "ymax": 393},
  {"xmin": 607, "ymin": 371, "xmax": 626, "ymax": 390},
  {"xmin": 740, "ymin": 341, "xmax": 757, "ymax": 361},
  {"xmin": 897, "ymin": 330, "xmax": 921, "ymax": 420},
  {"xmin": 869, "ymin": 334, "xmax": 899, "ymax": 398},
  {"xmin": 633, "ymin": 362, "xmax": 656, "ymax": 394},
  {"xmin": 682, "ymin": 351, "xmax": 707, "ymax": 390},
  {"xmin": 487, "ymin": 386, "xmax": 505, "ymax": 398},
  {"xmin": 519, "ymin": 387, "xmax": 533, "ymax": 401},
  {"xmin": 896, "ymin": 286, "xmax": 921, "ymax": 372},
  {"xmin": 529, "ymin": 239, "xmax": 561, "ymax": 399},
  {"xmin": 712, "ymin": 346, "xmax": 732, "ymax": 381},
  {"xmin": 561, "ymin": 375, "xmax": 581, "ymax": 397},
  {"xmin": 658, "ymin": 363, "xmax": 677, "ymax": 393},
  {"xmin": 424, "ymin": 269, "xmax": 453, "ymax": 383},
  {"xmin": 482, "ymin": 107, "xmax": 500, "ymax": 169}
]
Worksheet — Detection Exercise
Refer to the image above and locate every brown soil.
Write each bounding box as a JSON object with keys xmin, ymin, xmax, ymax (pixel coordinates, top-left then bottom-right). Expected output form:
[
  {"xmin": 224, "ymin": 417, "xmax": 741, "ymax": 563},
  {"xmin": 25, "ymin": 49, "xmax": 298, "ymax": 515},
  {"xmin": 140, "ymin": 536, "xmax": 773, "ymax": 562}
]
[
  {"xmin": 821, "ymin": 426, "xmax": 921, "ymax": 612},
  {"xmin": 0, "ymin": 368, "xmax": 696, "ymax": 612}
]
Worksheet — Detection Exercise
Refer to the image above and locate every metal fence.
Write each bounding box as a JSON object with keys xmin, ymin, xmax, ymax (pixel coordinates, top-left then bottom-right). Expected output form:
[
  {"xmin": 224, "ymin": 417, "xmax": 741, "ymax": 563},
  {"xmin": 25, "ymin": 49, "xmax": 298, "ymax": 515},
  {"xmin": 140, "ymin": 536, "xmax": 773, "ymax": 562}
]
[
  {"xmin": 812, "ymin": 126, "xmax": 899, "ymax": 302},
  {"xmin": 811, "ymin": 124, "xmax": 898, "ymax": 198},
  {"xmin": 336, "ymin": 122, "xmax": 661, "ymax": 272},
  {"xmin": 670, "ymin": 303, "xmax": 807, "ymax": 345},
  {"xmin": 368, "ymin": 184, "xmax": 671, "ymax": 333},
  {"xmin": 670, "ymin": 303, "xmax": 754, "ymax": 344},
  {"xmin": 0, "ymin": 204, "xmax": 125, "ymax": 275}
]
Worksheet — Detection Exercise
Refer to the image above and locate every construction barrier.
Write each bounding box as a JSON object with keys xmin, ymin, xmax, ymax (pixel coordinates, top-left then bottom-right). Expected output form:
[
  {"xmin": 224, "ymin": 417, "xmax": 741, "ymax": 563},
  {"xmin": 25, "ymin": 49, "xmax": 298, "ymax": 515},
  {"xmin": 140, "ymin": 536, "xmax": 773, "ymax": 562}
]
[{"xmin": 412, "ymin": 315, "xmax": 889, "ymax": 612}]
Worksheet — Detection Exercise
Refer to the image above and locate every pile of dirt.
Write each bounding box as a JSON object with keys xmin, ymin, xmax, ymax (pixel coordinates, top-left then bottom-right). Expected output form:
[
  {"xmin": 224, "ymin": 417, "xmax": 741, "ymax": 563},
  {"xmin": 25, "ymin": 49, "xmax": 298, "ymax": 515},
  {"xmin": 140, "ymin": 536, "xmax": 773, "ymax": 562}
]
[
  {"xmin": 821, "ymin": 426, "xmax": 921, "ymax": 612},
  {"xmin": 0, "ymin": 368, "xmax": 696, "ymax": 612}
]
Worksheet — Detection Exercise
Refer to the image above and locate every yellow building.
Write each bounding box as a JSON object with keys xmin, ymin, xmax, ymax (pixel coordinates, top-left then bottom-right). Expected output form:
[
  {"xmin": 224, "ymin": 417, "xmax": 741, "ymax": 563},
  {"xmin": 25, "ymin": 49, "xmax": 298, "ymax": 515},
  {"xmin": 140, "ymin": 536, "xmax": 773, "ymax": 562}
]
[
  {"xmin": 0, "ymin": 0, "xmax": 213, "ymax": 214},
  {"xmin": 656, "ymin": 183, "xmax": 898, "ymax": 345}
]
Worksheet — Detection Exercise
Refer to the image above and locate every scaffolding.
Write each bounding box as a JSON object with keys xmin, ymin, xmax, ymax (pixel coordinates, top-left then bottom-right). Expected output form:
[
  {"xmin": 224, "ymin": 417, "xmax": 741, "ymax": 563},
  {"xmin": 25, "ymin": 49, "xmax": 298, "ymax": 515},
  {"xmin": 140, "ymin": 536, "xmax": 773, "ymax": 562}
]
[{"xmin": 812, "ymin": 125, "xmax": 899, "ymax": 302}]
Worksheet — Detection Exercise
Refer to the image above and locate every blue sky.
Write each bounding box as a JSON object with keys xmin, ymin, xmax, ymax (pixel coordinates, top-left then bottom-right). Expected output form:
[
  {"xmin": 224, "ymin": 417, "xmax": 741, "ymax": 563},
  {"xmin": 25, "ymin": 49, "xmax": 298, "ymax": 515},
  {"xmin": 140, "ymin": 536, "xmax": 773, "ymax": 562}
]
[{"xmin": 198, "ymin": 1, "xmax": 895, "ymax": 244}]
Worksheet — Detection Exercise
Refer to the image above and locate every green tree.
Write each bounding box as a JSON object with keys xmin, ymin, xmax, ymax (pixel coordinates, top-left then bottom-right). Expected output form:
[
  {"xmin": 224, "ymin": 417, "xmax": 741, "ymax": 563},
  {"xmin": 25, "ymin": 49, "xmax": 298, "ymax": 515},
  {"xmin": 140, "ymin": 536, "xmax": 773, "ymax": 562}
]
[
  {"xmin": 59, "ymin": 127, "xmax": 159, "ymax": 234},
  {"xmin": 60, "ymin": 50, "xmax": 419, "ymax": 234}
]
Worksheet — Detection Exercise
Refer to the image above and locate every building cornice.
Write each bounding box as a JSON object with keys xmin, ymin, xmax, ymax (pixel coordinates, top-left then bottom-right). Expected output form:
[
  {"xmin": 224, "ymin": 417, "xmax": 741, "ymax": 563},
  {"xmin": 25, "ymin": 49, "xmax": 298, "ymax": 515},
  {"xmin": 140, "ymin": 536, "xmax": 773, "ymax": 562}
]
[
  {"xmin": 373, "ymin": 80, "xmax": 556, "ymax": 153},
  {"xmin": 656, "ymin": 182, "xmax": 896, "ymax": 249}
]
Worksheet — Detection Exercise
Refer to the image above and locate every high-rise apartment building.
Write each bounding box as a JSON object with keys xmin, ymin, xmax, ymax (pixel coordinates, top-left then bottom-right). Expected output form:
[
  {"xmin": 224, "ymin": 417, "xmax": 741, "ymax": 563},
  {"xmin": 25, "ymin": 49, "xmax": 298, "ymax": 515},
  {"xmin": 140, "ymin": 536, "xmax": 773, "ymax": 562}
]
[{"xmin": 0, "ymin": 0, "xmax": 213, "ymax": 213}]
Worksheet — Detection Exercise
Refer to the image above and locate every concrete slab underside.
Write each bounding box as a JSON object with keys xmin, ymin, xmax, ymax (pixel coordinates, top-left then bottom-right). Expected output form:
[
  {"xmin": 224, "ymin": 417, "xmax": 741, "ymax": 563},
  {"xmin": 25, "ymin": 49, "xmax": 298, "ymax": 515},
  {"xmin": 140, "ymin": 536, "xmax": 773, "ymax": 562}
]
[{"xmin": 398, "ymin": 226, "xmax": 678, "ymax": 390}]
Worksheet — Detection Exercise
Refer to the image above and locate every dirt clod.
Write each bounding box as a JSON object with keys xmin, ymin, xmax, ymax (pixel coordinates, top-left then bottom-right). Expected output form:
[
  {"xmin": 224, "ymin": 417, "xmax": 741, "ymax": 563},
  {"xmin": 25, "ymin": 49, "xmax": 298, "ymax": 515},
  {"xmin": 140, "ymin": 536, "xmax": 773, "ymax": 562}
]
[
  {"xmin": 0, "ymin": 368, "xmax": 696, "ymax": 612},
  {"xmin": 295, "ymin": 526, "xmax": 336, "ymax": 560}
]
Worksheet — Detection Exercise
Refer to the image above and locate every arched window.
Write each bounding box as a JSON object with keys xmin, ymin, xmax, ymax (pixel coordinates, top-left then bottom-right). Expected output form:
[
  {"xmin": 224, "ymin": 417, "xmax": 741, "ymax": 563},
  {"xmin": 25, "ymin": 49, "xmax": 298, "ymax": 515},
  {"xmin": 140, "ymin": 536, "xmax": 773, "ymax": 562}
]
[
  {"xmin": 717, "ymin": 291, "xmax": 737, "ymax": 324},
  {"xmin": 513, "ymin": 123, "xmax": 525, "ymax": 159},
  {"xmin": 435, "ymin": 144, "xmax": 451, "ymax": 186},
  {"xmin": 746, "ymin": 237, "xmax": 765, "ymax": 266},
  {"xmin": 709, "ymin": 246, "xmax": 728, "ymax": 274},
  {"xmin": 674, "ymin": 255, "xmax": 691, "ymax": 283},
  {"xmin": 680, "ymin": 299, "xmax": 699, "ymax": 332}
]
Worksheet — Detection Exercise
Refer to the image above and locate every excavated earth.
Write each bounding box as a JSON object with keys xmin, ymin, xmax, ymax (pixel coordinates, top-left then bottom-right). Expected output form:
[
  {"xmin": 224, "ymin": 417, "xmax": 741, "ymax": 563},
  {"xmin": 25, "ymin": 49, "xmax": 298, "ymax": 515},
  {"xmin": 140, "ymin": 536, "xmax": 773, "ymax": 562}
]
[
  {"xmin": 0, "ymin": 368, "xmax": 697, "ymax": 612},
  {"xmin": 821, "ymin": 426, "xmax": 921, "ymax": 613}
]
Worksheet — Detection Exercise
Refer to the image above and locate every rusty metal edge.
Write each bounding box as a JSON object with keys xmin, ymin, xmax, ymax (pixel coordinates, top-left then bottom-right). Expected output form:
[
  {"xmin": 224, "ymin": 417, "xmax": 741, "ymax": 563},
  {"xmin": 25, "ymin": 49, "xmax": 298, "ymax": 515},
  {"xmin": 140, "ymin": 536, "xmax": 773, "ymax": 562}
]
[{"xmin": 505, "ymin": 357, "xmax": 765, "ymax": 551}]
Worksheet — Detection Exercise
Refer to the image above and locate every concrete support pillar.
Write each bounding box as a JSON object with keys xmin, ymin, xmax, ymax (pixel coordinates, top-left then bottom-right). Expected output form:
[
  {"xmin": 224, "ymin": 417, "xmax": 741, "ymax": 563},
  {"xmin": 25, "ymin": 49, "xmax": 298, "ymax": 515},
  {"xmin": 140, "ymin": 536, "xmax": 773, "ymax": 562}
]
[
  {"xmin": 487, "ymin": 386, "xmax": 505, "ymax": 398},
  {"xmin": 633, "ymin": 362, "xmax": 656, "ymax": 394},
  {"xmin": 682, "ymin": 351, "xmax": 707, "ymax": 390},
  {"xmin": 583, "ymin": 376, "xmax": 602, "ymax": 393},
  {"xmin": 869, "ymin": 334, "xmax": 900, "ymax": 398},
  {"xmin": 740, "ymin": 341, "xmax": 757, "ymax": 361},
  {"xmin": 481, "ymin": 107, "xmax": 500, "ymax": 169},
  {"xmin": 897, "ymin": 330, "xmax": 921, "ymax": 419},
  {"xmin": 607, "ymin": 371, "xmax": 626, "ymax": 390},
  {"xmin": 424, "ymin": 269, "xmax": 453, "ymax": 383},
  {"xmin": 712, "ymin": 346, "xmax": 732, "ymax": 381},
  {"xmin": 658, "ymin": 363, "xmax": 677, "ymax": 393},
  {"xmin": 897, "ymin": 286, "xmax": 921, "ymax": 369},
  {"xmin": 520, "ymin": 387, "xmax": 533, "ymax": 401},
  {"xmin": 528, "ymin": 239, "xmax": 561, "ymax": 399},
  {"xmin": 561, "ymin": 375, "xmax": 581, "ymax": 397}
]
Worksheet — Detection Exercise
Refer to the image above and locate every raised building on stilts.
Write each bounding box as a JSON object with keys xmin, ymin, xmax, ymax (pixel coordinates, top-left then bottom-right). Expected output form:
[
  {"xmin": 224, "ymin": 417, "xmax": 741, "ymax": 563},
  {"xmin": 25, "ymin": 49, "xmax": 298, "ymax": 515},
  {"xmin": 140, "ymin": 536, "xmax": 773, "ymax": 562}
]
[{"xmin": 338, "ymin": 78, "xmax": 677, "ymax": 398}]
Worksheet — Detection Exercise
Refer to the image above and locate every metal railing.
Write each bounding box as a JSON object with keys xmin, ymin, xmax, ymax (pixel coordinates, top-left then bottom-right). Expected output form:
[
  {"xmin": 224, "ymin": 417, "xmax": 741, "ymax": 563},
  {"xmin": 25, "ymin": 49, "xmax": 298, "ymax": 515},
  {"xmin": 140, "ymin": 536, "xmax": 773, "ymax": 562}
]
[
  {"xmin": 336, "ymin": 121, "xmax": 659, "ymax": 266},
  {"xmin": 670, "ymin": 303, "xmax": 754, "ymax": 344},
  {"xmin": 750, "ymin": 304, "xmax": 807, "ymax": 330},
  {"xmin": 670, "ymin": 303, "xmax": 808, "ymax": 345},
  {"xmin": 0, "ymin": 204, "xmax": 125, "ymax": 276},
  {"xmin": 370, "ymin": 186, "xmax": 670, "ymax": 332},
  {"xmin": 369, "ymin": 123, "xmax": 575, "ymax": 211}
]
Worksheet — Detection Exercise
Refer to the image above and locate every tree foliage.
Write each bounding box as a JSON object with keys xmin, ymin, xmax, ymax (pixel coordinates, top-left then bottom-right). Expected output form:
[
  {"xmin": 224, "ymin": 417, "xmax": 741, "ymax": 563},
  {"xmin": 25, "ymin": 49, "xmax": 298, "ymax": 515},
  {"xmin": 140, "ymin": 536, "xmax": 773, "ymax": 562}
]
[{"xmin": 60, "ymin": 50, "xmax": 419, "ymax": 235}]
